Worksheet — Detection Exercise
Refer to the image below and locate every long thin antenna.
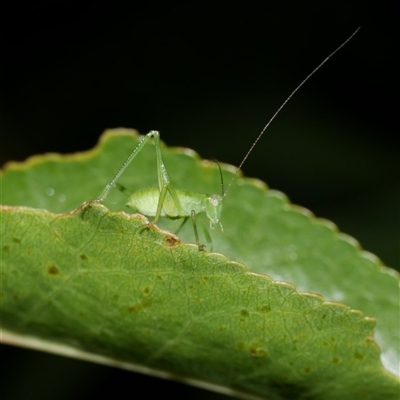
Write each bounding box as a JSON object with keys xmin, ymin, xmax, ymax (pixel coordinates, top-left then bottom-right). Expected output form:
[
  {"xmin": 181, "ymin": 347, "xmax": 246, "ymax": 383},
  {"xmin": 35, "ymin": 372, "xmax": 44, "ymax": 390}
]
[
  {"xmin": 223, "ymin": 27, "xmax": 360, "ymax": 198},
  {"xmin": 213, "ymin": 160, "xmax": 225, "ymax": 197}
]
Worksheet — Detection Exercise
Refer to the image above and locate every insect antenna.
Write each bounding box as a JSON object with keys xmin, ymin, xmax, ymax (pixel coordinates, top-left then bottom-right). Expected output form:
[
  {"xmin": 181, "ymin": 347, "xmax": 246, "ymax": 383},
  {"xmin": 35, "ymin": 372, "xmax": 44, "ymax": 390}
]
[
  {"xmin": 223, "ymin": 27, "xmax": 360, "ymax": 199},
  {"xmin": 213, "ymin": 160, "xmax": 225, "ymax": 197}
]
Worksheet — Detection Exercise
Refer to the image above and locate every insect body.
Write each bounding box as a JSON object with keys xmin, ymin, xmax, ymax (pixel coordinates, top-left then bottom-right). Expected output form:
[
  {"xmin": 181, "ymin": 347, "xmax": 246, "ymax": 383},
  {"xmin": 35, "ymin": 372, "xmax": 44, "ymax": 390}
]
[
  {"xmin": 127, "ymin": 186, "xmax": 222, "ymax": 228},
  {"xmin": 95, "ymin": 130, "xmax": 223, "ymax": 249},
  {"xmin": 94, "ymin": 28, "xmax": 360, "ymax": 250}
]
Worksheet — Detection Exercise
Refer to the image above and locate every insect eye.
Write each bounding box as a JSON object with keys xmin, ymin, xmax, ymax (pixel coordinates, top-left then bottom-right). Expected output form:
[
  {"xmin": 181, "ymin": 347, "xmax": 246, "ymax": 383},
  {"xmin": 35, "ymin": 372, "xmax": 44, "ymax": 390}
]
[{"xmin": 210, "ymin": 197, "xmax": 219, "ymax": 207}]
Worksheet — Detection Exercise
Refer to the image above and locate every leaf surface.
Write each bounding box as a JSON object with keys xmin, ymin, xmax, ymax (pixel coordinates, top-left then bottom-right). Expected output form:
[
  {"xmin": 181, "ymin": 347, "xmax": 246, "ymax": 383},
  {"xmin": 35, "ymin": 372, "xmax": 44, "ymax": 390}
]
[{"xmin": 1, "ymin": 129, "xmax": 399, "ymax": 399}]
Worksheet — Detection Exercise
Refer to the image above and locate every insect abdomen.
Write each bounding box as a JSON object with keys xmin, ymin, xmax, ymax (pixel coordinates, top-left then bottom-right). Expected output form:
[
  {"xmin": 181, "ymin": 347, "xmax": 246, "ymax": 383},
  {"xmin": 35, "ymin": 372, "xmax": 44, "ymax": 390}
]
[{"xmin": 127, "ymin": 188, "xmax": 206, "ymax": 218}]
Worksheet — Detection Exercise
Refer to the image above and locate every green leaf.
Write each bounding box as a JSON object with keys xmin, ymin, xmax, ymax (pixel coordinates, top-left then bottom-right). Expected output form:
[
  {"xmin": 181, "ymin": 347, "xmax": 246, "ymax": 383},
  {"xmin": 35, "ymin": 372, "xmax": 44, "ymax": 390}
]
[{"xmin": 1, "ymin": 129, "xmax": 399, "ymax": 399}]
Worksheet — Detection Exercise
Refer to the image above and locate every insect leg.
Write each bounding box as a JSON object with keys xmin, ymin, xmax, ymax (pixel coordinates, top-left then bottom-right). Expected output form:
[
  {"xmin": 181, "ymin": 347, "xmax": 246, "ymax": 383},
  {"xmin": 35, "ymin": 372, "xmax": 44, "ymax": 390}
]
[
  {"xmin": 95, "ymin": 131, "xmax": 161, "ymax": 203},
  {"xmin": 175, "ymin": 216, "xmax": 189, "ymax": 235},
  {"xmin": 191, "ymin": 210, "xmax": 207, "ymax": 251},
  {"xmin": 199, "ymin": 217, "xmax": 213, "ymax": 251},
  {"xmin": 151, "ymin": 132, "xmax": 183, "ymax": 223}
]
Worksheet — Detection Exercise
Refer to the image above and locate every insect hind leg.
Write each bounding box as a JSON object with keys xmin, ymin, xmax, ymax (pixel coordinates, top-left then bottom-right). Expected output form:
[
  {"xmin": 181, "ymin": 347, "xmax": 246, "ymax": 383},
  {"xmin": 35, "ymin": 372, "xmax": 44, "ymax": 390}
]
[{"xmin": 95, "ymin": 131, "xmax": 161, "ymax": 204}]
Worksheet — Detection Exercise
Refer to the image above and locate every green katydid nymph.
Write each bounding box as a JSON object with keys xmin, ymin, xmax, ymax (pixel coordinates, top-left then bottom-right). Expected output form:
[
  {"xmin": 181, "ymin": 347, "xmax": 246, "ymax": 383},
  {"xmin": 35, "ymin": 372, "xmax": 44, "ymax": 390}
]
[{"xmin": 93, "ymin": 28, "xmax": 360, "ymax": 250}]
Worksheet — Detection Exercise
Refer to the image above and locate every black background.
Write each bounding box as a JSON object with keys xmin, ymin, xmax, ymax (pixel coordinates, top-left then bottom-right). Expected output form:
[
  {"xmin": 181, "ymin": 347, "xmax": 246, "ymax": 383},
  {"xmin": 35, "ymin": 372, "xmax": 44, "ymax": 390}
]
[{"xmin": 1, "ymin": 2, "xmax": 398, "ymax": 399}]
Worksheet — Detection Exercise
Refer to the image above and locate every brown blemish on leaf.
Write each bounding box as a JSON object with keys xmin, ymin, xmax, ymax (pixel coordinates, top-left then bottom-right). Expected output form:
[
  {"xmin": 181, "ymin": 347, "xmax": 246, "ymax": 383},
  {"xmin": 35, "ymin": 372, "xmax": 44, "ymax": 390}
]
[
  {"xmin": 249, "ymin": 347, "xmax": 266, "ymax": 357},
  {"xmin": 260, "ymin": 305, "xmax": 271, "ymax": 313},
  {"xmin": 80, "ymin": 254, "xmax": 88, "ymax": 261},
  {"xmin": 164, "ymin": 235, "xmax": 180, "ymax": 247},
  {"xmin": 240, "ymin": 309, "xmax": 249, "ymax": 319},
  {"xmin": 12, "ymin": 237, "xmax": 21, "ymax": 244},
  {"xmin": 48, "ymin": 265, "xmax": 59, "ymax": 275},
  {"xmin": 128, "ymin": 299, "xmax": 152, "ymax": 313},
  {"xmin": 3, "ymin": 245, "xmax": 10, "ymax": 251},
  {"xmin": 354, "ymin": 351, "xmax": 364, "ymax": 361},
  {"xmin": 143, "ymin": 287, "xmax": 150, "ymax": 295}
]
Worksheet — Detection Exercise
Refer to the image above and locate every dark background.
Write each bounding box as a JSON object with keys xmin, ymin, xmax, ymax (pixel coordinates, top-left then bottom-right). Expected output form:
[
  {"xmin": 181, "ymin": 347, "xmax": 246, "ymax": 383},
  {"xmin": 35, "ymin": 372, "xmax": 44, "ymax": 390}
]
[{"xmin": 1, "ymin": 2, "xmax": 398, "ymax": 399}]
